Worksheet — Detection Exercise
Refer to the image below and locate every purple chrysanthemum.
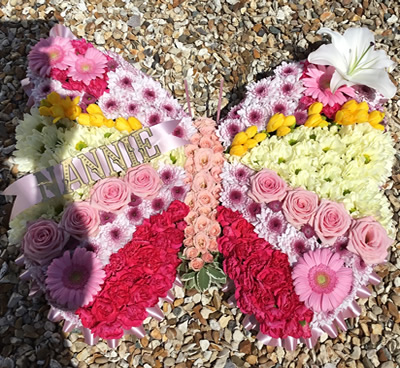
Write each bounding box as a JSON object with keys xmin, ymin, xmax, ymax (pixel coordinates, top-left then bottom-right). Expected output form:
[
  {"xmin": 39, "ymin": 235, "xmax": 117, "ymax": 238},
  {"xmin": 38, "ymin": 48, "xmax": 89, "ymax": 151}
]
[
  {"xmin": 99, "ymin": 211, "xmax": 117, "ymax": 225},
  {"xmin": 171, "ymin": 186, "xmax": 186, "ymax": 200},
  {"xmin": 129, "ymin": 194, "xmax": 143, "ymax": 207},
  {"xmin": 151, "ymin": 198, "xmax": 166, "ymax": 212},
  {"xmin": 301, "ymin": 224, "xmax": 316, "ymax": 239},
  {"xmin": 127, "ymin": 207, "xmax": 143, "ymax": 223},
  {"xmin": 268, "ymin": 200, "xmax": 283, "ymax": 212},
  {"xmin": 98, "ymin": 95, "xmax": 121, "ymax": 119},
  {"xmin": 109, "ymin": 227, "xmax": 122, "ymax": 242},
  {"xmin": 294, "ymin": 110, "xmax": 308, "ymax": 125},
  {"xmin": 45, "ymin": 248, "xmax": 105, "ymax": 310}
]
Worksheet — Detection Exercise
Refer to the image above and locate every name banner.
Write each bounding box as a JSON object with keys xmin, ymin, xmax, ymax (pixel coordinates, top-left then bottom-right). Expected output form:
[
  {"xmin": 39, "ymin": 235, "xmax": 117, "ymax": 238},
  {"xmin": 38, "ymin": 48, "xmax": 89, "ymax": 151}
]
[{"xmin": 3, "ymin": 120, "xmax": 188, "ymax": 220}]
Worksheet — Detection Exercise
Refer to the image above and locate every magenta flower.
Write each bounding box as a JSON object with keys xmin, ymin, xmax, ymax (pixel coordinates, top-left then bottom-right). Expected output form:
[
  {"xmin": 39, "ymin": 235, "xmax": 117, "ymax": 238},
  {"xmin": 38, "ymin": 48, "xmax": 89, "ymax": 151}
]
[
  {"xmin": 303, "ymin": 64, "xmax": 355, "ymax": 107},
  {"xmin": 45, "ymin": 248, "xmax": 105, "ymax": 310},
  {"xmin": 66, "ymin": 48, "xmax": 107, "ymax": 85},
  {"xmin": 292, "ymin": 248, "xmax": 353, "ymax": 313},
  {"xmin": 29, "ymin": 37, "xmax": 74, "ymax": 77}
]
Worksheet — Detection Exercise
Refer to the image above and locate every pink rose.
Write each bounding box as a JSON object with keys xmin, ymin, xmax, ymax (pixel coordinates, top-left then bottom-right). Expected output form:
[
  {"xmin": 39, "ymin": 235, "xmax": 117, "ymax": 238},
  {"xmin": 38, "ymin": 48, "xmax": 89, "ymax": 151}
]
[
  {"xmin": 202, "ymin": 252, "xmax": 214, "ymax": 263},
  {"xmin": 190, "ymin": 133, "xmax": 202, "ymax": 145},
  {"xmin": 248, "ymin": 169, "xmax": 287, "ymax": 203},
  {"xmin": 193, "ymin": 232, "xmax": 210, "ymax": 252},
  {"xmin": 347, "ymin": 217, "xmax": 392, "ymax": 265},
  {"xmin": 198, "ymin": 125, "xmax": 215, "ymax": 136},
  {"xmin": 124, "ymin": 164, "xmax": 161, "ymax": 199},
  {"xmin": 193, "ymin": 215, "xmax": 210, "ymax": 232},
  {"xmin": 197, "ymin": 190, "xmax": 218, "ymax": 208},
  {"xmin": 90, "ymin": 178, "xmax": 131, "ymax": 212},
  {"xmin": 282, "ymin": 188, "xmax": 319, "ymax": 228},
  {"xmin": 22, "ymin": 219, "xmax": 69, "ymax": 265},
  {"xmin": 185, "ymin": 144, "xmax": 198, "ymax": 157},
  {"xmin": 313, "ymin": 200, "xmax": 352, "ymax": 245},
  {"xmin": 208, "ymin": 239, "xmax": 218, "ymax": 252},
  {"xmin": 193, "ymin": 148, "xmax": 213, "ymax": 171},
  {"xmin": 189, "ymin": 257, "xmax": 205, "ymax": 271},
  {"xmin": 60, "ymin": 202, "xmax": 100, "ymax": 237},
  {"xmin": 192, "ymin": 171, "xmax": 214, "ymax": 192},
  {"xmin": 199, "ymin": 136, "xmax": 214, "ymax": 148},
  {"xmin": 209, "ymin": 222, "xmax": 221, "ymax": 237},
  {"xmin": 184, "ymin": 247, "xmax": 199, "ymax": 259}
]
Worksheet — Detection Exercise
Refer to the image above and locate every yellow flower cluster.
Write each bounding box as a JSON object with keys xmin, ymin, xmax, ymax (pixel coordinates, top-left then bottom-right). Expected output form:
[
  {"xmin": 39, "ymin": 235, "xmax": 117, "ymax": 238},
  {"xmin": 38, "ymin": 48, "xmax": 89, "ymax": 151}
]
[
  {"xmin": 39, "ymin": 92, "xmax": 82, "ymax": 123},
  {"xmin": 335, "ymin": 100, "xmax": 385, "ymax": 131},
  {"xmin": 266, "ymin": 113, "xmax": 296, "ymax": 136},
  {"xmin": 39, "ymin": 92, "xmax": 142, "ymax": 133},
  {"xmin": 78, "ymin": 104, "xmax": 142, "ymax": 133},
  {"xmin": 229, "ymin": 126, "xmax": 267, "ymax": 156},
  {"xmin": 304, "ymin": 102, "xmax": 329, "ymax": 128}
]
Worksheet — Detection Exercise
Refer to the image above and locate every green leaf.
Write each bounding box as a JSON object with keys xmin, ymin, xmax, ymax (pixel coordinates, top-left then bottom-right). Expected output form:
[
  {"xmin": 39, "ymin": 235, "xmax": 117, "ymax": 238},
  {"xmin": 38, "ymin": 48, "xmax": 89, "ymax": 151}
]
[
  {"xmin": 310, "ymin": 134, "xmax": 316, "ymax": 140},
  {"xmin": 180, "ymin": 272, "xmax": 196, "ymax": 281},
  {"xmin": 364, "ymin": 154, "xmax": 371, "ymax": 164},
  {"xmin": 343, "ymin": 189, "xmax": 351, "ymax": 196},
  {"xmin": 170, "ymin": 153, "xmax": 177, "ymax": 164},
  {"xmin": 322, "ymin": 147, "xmax": 330, "ymax": 152},
  {"xmin": 186, "ymin": 277, "xmax": 197, "ymax": 290},
  {"xmin": 75, "ymin": 141, "xmax": 88, "ymax": 151},
  {"xmin": 104, "ymin": 132, "xmax": 112, "ymax": 138},
  {"xmin": 35, "ymin": 123, "xmax": 45, "ymax": 132},
  {"xmin": 206, "ymin": 266, "xmax": 226, "ymax": 282},
  {"xmin": 196, "ymin": 268, "xmax": 211, "ymax": 292},
  {"xmin": 278, "ymin": 157, "xmax": 286, "ymax": 164},
  {"xmin": 288, "ymin": 139, "xmax": 298, "ymax": 146},
  {"xmin": 295, "ymin": 169, "xmax": 301, "ymax": 175},
  {"xmin": 299, "ymin": 320, "xmax": 307, "ymax": 326},
  {"xmin": 324, "ymin": 178, "xmax": 332, "ymax": 182}
]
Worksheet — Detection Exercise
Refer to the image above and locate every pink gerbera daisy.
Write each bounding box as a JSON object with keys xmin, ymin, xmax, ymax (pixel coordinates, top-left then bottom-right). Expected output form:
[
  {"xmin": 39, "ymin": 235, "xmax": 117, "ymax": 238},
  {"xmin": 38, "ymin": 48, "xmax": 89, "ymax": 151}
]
[
  {"xmin": 45, "ymin": 248, "xmax": 105, "ymax": 310},
  {"xmin": 66, "ymin": 48, "xmax": 107, "ymax": 85},
  {"xmin": 292, "ymin": 248, "xmax": 353, "ymax": 313},
  {"xmin": 29, "ymin": 37, "xmax": 74, "ymax": 77},
  {"xmin": 303, "ymin": 64, "xmax": 355, "ymax": 107}
]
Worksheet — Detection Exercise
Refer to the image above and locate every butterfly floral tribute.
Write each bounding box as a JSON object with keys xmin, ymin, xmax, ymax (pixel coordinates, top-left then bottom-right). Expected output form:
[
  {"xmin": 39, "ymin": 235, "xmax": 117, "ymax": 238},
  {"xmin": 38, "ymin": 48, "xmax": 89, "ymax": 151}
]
[
  {"xmin": 217, "ymin": 27, "xmax": 396, "ymax": 349},
  {"xmin": 8, "ymin": 24, "xmax": 193, "ymax": 346}
]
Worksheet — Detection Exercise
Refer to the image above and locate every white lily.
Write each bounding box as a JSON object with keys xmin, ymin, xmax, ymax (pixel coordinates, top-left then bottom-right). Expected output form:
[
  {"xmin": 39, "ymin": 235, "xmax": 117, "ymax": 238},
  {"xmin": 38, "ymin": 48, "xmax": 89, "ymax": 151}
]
[{"xmin": 308, "ymin": 27, "xmax": 396, "ymax": 99}]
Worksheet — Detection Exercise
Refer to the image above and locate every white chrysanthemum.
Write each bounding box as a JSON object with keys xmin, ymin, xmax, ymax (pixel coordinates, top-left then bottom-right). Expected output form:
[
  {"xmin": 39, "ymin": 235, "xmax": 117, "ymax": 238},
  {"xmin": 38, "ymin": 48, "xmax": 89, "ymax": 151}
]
[{"xmin": 151, "ymin": 147, "xmax": 187, "ymax": 169}]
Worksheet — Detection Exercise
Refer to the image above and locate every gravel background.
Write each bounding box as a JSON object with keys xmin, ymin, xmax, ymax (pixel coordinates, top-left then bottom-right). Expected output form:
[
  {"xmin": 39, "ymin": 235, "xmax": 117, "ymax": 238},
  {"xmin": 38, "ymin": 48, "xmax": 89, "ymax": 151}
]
[{"xmin": 0, "ymin": 0, "xmax": 400, "ymax": 367}]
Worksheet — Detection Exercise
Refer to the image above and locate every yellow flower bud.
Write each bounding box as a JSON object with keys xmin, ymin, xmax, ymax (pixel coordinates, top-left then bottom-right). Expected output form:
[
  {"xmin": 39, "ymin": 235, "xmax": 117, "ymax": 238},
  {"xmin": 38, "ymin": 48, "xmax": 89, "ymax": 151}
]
[
  {"xmin": 318, "ymin": 120, "xmax": 329, "ymax": 128},
  {"xmin": 335, "ymin": 110, "xmax": 355, "ymax": 125},
  {"xmin": 305, "ymin": 114, "xmax": 323, "ymax": 128},
  {"xmin": 47, "ymin": 92, "xmax": 62, "ymax": 105},
  {"xmin": 77, "ymin": 113, "xmax": 91, "ymax": 126},
  {"xmin": 39, "ymin": 106, "xmax": 51, "ymax": 116},
  {"xmin": 368, "ymin": 110, "xmax": 385, "ymax": 126},
  {"xmin": 341, "ymin": 99, "xmax": 358, "ymax": 112},
  {"xmin": 50, "ymin": 105, "xmax": 65, "ymax": 119},
  {"xmin": 267, "ymin": 113, "xmax": 285, "ymax": 133},
  {"xmin": 276, "ymin": 126, "xmax": 291, "ymax": 136},
  {"xmin": 371, "ymin": 123, "xmax": 384, "ymax": 131},
  {"xmin": 86, "ymin": 104, "xmax": 103, "ymax": 115},
  {"xmin": 283, "ymin": 115, "xmax": 296, "ymax": 127},
  {"xmin": 128, "ymin": 117, "xmax": 142, "ymax": 130},
  {"xmin": 232, "ymin": 131, "xmax": 249, "ymax": 145},
  {"xmin": 67, "ymin": 106, "xmax": 82, "ymax": 121},
  {"xmin": 246, "ymin": 138, "xmax": 258, "ymax": 148},
  {"xmin": 104, "ymin": 119, "xmax": 115, "ymax": 128},
  {"xmin": 245, "ymin": 125, "xmax": 258, "ymax": 138},
  {"xmin": 115, "ymin": 117, "xmax": 132, "ymax": 132},
  {"xmin": 89, "ymin": 113, "xmax": 105, "ymax": 127},
  {"xmin": 308, "ymin": 102, "xmax": 323, "ymax": 115},
  {"xmin": 254, "ymin": 132, "xmax": 267, "ymax": 142},
  {"xmin": 357, "ymin": 101, "xmax": 369, "ymax": 112},
  {"xmin": 355, "ymin": 109, "xmax": 369, "ymax": 124},
  {"xmin": 229, "ymin": 144, "xmax": 247, "ymax": 156}
]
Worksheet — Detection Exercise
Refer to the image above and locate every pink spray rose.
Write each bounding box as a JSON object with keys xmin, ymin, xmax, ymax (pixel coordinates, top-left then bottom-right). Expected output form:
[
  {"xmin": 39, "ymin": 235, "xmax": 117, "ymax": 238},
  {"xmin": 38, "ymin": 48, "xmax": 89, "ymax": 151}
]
[
  {"xmin": 90, "ymin": 178, "xmax": 131, "ymax": 212},
  {"xmin": 347, "ymin": 217, "xmax": 392, "ymax": 265},
  {"xmin": 202, "ymin": 252, "xmax": 214, "ymax": 263},
  {"xmin": 313, "ymin": 200, "xmax": 352, "ymax": 245},
  {"xmin": 282, "ymin": 188, "xmax": 319, "ymax": 228},
  {"xmin": 248, "ymin": 169, "xmax": 288, "ymax": 203},
  {"xmin": 184, "ymin": 247, "xmax": 199, "ymax": 260},
  {"xmin": 22, "ymin": 219, "xmax": 69, "ymax": 265},
  {"xmin": 60, "ymin": 202, "xmax": 100, "ymax": 237},
  {"xmin": 124, "ymin": 164, "xmax": 162, "ymax": 199},
  {"xmin": 189, "ymin": 257, "xmax": 205, "ymax": 271}
]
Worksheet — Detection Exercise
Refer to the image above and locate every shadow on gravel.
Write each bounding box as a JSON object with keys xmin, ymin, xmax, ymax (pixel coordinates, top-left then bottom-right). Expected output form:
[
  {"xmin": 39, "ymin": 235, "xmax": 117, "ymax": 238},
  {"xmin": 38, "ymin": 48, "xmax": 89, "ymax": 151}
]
[{"xmin": 0, "ymin": 19, "xmax": 75, "ymax": 368}]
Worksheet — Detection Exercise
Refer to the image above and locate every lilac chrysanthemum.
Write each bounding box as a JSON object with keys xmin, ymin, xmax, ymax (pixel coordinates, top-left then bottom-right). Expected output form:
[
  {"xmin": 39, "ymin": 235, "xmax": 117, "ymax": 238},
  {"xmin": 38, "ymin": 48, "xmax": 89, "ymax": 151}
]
[
  {"xmin": 294, "ymin": 110, "xmax": 308, "ymax": 125},
  {"xmin": 159, "ymin": 98, "xmax": 181, "ymax": 119},
  {"xmin": 239, "ymin": 105, "xmax": 268, "ymax": 129},
  {"xmin": 217, "ymin": 119, "xmax": 246, "ymax": 147},
  {"xmin": 29, "ymin": 37, "xmax": 74, "ymax": 77},
  {"xmin": 273, "ymin": 76, "xmax": 305, "ymax": 101},
  {"xmin": 221, "ymin": 162, "xmax": 252, "ymax": 187},
  {"xmin": 98, "ymin": 94, "xmax": 121, "ymax": 119},
  {"xmin": 45, "ymin": 248, "xmax": 105, "ymax": 310},
  {"xmin": 220, "ymin": 185, "xmax": 249, "ymax": 211},
  {"xmin": 121, "ymin": 97, "xmax": 142, "ymax": 119},
  {"xmin": 126, "ymin": 206, "xmax": 144, "ymax": 224},
  {"xmin": 274, "ymin": 61, "xmax": 303, "ymax": 80},
  {"xmin": 158, "ymin": 165, "xmax": 186, "ymax": 187},
  {"xmin": 145, "ymin": 108, "xmax": 164, "ymax": 127},
  {"xmin": 243, "ymin": 201, "xmax": 262, "ymax": 222},
  {"xmin": 246, "ymin": 78, "xmax": 273, "ymax": 99},
  {"xmin": 292, "ymin": 248, "xmax": 353, "ymax": 313},
  {"xmin": 227, "ymin": 103, "xmax": 244, "ymax": 120},
  {"xmin": 107, "ymin": 69, "xmax": 136, "ymax": 91},
  {"xmin": 255, "ymin": 208, "xmax": 287, "ymax": 246},
  {"xmin": 270, "ymin": 98, "xmax": 297, "ymax": 116}
]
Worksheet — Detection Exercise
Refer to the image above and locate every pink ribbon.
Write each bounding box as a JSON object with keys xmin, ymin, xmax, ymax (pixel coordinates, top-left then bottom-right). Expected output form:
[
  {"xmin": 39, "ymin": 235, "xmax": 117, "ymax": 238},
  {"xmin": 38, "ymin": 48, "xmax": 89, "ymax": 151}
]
[
  {"xmin": 2, "ymin": 120, "xmax": 188, "ymax": 220},
  {"xmin": 82, "ymin": 327, "xmax": 99, "ymax": 345},
  {"xmin": 106, "ymin": 339, "xmax": 120, "ymax": 349},
  {"xmin": 146, "ymin": 306, "xmax": 164, "ymax": 321},
  {"xmin": 184, "ymin": 80, "xmax": 192, "ymax": 118},
  {"xmin": 216, "ymin": 79, "xmax": 224, "ymax": 125}
]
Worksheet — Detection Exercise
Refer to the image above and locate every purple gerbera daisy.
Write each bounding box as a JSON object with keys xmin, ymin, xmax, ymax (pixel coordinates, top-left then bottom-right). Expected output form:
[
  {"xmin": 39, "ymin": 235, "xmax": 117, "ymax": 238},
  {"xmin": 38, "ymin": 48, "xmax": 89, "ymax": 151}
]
[{"xmin": 45, "ymin": 248, "xmax": 105, "ymax": 310}]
